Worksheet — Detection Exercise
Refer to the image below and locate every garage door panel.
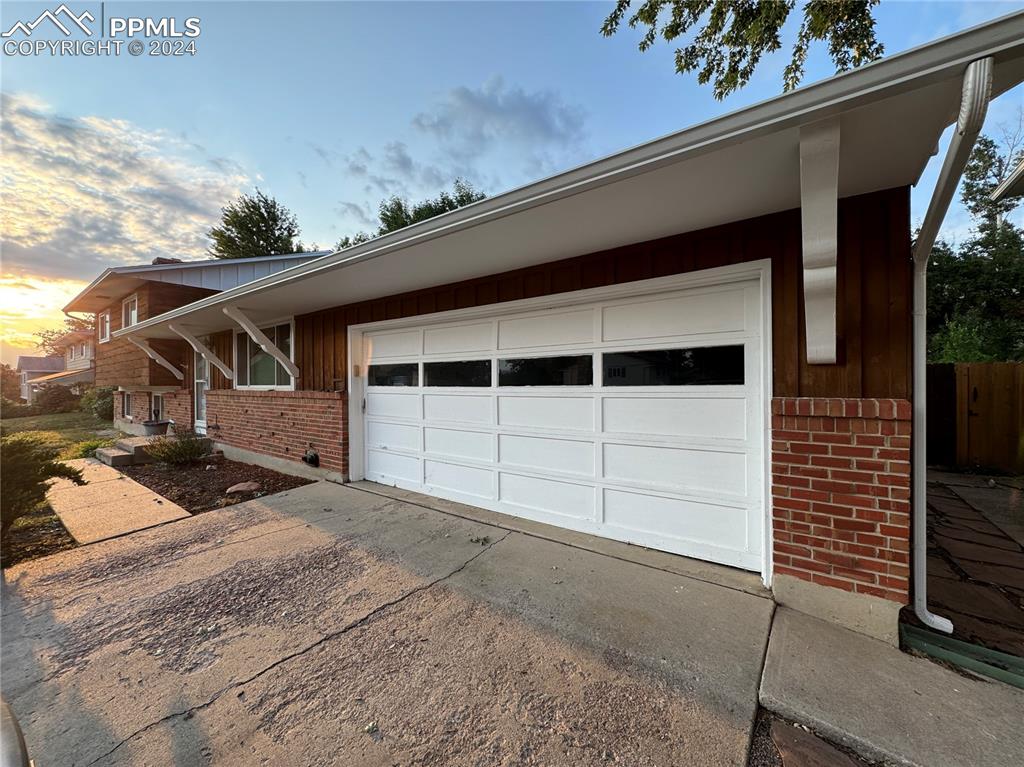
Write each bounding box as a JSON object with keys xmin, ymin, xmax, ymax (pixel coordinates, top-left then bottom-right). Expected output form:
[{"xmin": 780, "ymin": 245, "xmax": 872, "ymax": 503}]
[
  {"xmin": 603, "ymin": 488, "xmax": 748, "ymax": 551},
  {"xmin": 499, "ymin": 433, "xmax": 594, "ymax": 476},
  {"xmin": 602, "ymin": 289, "xmax": 746, "ymax": 342},
  {"xmin": 367, "ymin": 421, "xmax": 420, "ymax": 452},
  {"xmin": 367, "ymin": 450, "xmax": 421, "ymax": 484},
  {"xmin": 499, "ymin": 473, "xmax": 594, "ymax": 519},
  {"xmin": 602, "ymin": 442, "xmax": 747, "ymax": 497},
  {"xmin": 425, "ymin": 460, "xmax": 493, "ymax": 499},
  {"xmin": 424, "ymin": 427, "xmax": 493, "ymax": 462},
  {"xmin": 424, "ymin": 322, "xmax": 492, "ymax": 355},
  {"xmin": 366, "ymin": 392, "xmax": 419, "ymax": 420},
  {"xmin": 498, "ymin": 309, "xmax": 594, "ymax": 349},
  {"xmin": 498, "ymin": 396, "xmax": 594, "ymax": 431},
  {"xmin": 368, "ymin": 329, "xmax": 421, "ymax": 358},
  {"xmin": 424, "ymin": 394, "xmax": 492, "ymax": 425},
  {"xmin": 602, "ymin": 396, "xmax": 748, "ymax": 441}
]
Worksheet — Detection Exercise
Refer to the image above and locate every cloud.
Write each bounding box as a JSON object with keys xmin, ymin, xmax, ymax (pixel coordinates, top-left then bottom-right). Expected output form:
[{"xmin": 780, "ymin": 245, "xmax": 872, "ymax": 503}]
[
  {"xmin": 413, "ymin": 76, "xmax": 587, "ymax": 177},
  {"xmin": 336, "ymin": 200, "xmax": 376, "ymax": 228},
  {"xmin": 0, "ymin": 92, "xmax": 251, "ymax": 282},
  {"xmin": 0, "ymin": 274, "xmax": 88, "ymax": 366}
]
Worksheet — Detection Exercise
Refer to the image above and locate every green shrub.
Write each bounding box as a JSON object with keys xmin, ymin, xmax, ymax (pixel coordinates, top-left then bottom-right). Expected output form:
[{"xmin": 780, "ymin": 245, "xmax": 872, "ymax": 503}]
[
  {"xmin": 146, "ymin": 426, "xmax": 209, "ymax": 465},
  {"xmin": 79, "ymin": 386, "xmax": 114, "ymax": 421},
  {"xmin": 1, "ymin": 432, "xmax": 85, "ymax": 540},
  {"xmin": 34, "ymin": 385, "xmax": 80, "ymax": 414},
  {"xmin": 62, "ymin": 438, "xmax": 116, "ymax": 460},
  {"xmin": 1, "ymin": 398, "xmax": 39, "ymax": 419}
]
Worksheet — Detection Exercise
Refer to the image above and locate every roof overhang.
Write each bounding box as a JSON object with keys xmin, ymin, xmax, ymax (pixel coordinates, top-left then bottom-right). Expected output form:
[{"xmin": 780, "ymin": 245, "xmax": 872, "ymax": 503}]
[
  {"xmin": 118, "ymin": 11, "xmax": 1024, "ymax": 343},
  {"xmin": 28, "ymin": 368, "xmax": 94, "ymax": 385},
  {"xmin": 991, "ymin": 157, "xmax": 1024, "ymax": 201}
]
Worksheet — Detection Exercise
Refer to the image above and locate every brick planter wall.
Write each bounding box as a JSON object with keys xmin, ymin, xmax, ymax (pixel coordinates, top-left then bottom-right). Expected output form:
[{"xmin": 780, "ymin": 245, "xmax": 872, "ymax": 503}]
[
  {"xmin": 771, "ymin": 397, "xmax": 911, "ymax": 604},
  {"xmin": 205, "ymin": 389, "xmax": 346, "ymax": 474}
]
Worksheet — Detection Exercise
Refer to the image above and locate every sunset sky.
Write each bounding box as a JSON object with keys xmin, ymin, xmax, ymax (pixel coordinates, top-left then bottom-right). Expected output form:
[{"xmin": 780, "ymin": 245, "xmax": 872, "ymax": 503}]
[{"xmin": 2, "ymin": 1, "xmax": 1022, "ymax": 366}]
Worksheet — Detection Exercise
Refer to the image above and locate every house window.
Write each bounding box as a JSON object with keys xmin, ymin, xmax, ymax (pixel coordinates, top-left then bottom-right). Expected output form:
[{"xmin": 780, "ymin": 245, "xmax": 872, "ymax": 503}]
[
  {"xmin": 602, "ymin": 345, "xmax": 745, "ymax": 386},
  {"xmin": 424, "ymin": 360, "xmax": 491, "ymax": 387},
  {"xmin": 98, "ymin": 311, "xmax": 110, "ymax": 343},
  {"xmin": 122, "ymin": 295, "xmax": 138, "ymax": 328},
  {"xmin": 68, "ymin": 345, "xmax": 76, "ymax": 361},
  {"xmin": 234, "ymin": 322, "xmax": 293, "ymax": 388},
  {"xmin": 80, "ymin": 342, "xmax": 87, "ymax": 358},
  {"xmin": 122, "ymin": 391, "xmax": 132, "ymax": 419},
  {"xmin": 499, "ymin": 355, "xmax": 593, "ymax": 386},
  {"xmin": 151, "ymin": 394, "xmax": 164, "ymax": 421}
]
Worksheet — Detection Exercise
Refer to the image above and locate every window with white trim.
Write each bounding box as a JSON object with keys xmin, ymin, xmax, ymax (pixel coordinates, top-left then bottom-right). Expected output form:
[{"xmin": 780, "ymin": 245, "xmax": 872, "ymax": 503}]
[
  {"xmin": 234, "ymin": 322, "xmax": 293, "ymax": 388},
  {"xmin": 98, "ymin": 311, "xmax": 110, "ymax": 343},
  {"xmin": 122, "ymin": 391, "xmax": 132, "ymax": 419},
  {"xmin": 122, "ymin": 295, "xmax": 138, "ymax": 328},
  {"xmin": 68, "ymin": 345, "xmax": 76, "ymax": 361}
]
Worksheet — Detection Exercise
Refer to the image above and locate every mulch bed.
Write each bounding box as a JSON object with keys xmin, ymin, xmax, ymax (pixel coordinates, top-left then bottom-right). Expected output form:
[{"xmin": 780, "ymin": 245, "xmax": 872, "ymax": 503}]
[
  {"xmin": 123, "ymin": 458, "xmax": 314, "ymax": 515},
  {"xmin": 2, "ymin": 505, "xmax": 78, "ymax": 569}
]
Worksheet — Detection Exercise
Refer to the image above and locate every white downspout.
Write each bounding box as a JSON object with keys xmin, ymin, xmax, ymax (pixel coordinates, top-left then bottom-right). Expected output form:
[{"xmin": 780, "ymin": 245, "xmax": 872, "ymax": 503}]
[{"xmin": 910, "ymin": 57, "xmax": 993, "ymax": 634}]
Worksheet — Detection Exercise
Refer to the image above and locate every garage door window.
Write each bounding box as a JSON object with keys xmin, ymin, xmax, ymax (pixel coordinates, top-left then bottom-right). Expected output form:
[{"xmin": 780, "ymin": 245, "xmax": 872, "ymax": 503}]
[
  {"xmin": 424, "ymin": 360, "xmax": 491, "ymax": 387},
  {"xmin": 369, "ymin": 363, "xmax": 418, "ymax": 386},
  {"xmin": 603, "ymin": 345, "xmax": 744, "ymax": 386},
  {"xmin": 498, "ymin": 355, "xmax": 593, "ymax": 386}
]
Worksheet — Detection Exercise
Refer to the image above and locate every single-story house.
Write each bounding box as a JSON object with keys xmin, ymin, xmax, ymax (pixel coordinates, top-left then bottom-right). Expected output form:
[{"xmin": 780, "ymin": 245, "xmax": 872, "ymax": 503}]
[
  {"xmin": 64, "ymin": 13, "xmax": 1024, "ymax": 644},
  {"xmin": 14, "ymin": 355, "xmax": 65, "ymax": 403}
]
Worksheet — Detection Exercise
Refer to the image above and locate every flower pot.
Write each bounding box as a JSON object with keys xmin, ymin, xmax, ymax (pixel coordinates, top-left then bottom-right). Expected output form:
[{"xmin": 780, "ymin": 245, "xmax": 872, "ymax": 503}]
[{"xmin": 142, "ymin": 420, "xmax": 170, "ymax": 436}]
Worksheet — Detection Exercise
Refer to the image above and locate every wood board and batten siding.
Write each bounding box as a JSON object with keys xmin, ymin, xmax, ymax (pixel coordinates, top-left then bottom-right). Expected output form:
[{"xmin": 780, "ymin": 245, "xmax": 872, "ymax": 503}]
[{"xmin": 286, "ymin": 188, "xmax": 913, "ymax": 400}]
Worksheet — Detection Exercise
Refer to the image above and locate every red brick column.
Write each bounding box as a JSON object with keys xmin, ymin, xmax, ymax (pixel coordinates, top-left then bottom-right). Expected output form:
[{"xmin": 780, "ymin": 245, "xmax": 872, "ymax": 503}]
[
  {"xmin": 771, "ymin": 397, "xmax": 911, "ymax": 604},
  {"xmin": 205, "ymin": 389, "xmax": 346, "ymax": 475},
  {"xmin": 162, "ymin": 389, "xmax": 193, "ymax": 427}
]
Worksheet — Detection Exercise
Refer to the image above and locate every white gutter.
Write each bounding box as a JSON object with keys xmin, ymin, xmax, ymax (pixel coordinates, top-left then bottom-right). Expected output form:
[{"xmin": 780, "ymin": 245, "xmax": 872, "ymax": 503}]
[
  {"xmin": 911, "ymin": 57, "xmax": 993, "ymax": 634},
  {"xmin": 990, "ymin": 157, "xmax": 1024, "ymax": 201}
]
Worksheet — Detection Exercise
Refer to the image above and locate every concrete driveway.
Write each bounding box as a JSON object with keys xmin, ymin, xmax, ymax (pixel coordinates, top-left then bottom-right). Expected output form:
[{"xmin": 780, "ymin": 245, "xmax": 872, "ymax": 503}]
[{"xmin": 2, "ymin": 481, "xmax": 774, "ymax": 766}]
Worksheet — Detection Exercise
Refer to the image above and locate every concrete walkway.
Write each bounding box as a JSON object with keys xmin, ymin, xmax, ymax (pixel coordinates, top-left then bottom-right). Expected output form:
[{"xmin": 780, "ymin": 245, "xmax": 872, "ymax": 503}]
[
  {"xmin": 761, "ymin": 607, "xmax": 1024, "ymax": 767},
  {"xmin": 47, "ymin": 458, "xmax": 189, "ymax": 543},
  {"xmin": 3, "ymin": 481, "xmax": 774, "ymax": 766}
]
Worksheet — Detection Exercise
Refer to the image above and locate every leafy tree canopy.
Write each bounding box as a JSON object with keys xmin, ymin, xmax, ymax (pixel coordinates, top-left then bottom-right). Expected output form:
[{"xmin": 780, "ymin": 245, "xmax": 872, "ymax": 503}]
[
  {"xmin": 34, "ymin": 316, "xmax": 92, "ymax": 357},
  {"xmin": 601, "ymin": 0, "xmax": 884, "ymax": 100},
  {"xmin": 1, "ymin": 364, "xmax": 21, "ymax": 402},
  {"xmin": 927, "ymin": 118, "xmax": 1024, "ymax": 363},
  {"xmin": 208, "ymin": 189, "xmax": 304, "ymax": 259},
  {"xmin": 336, "ymin": 180, "xmax": 485, "ymax": 251}
]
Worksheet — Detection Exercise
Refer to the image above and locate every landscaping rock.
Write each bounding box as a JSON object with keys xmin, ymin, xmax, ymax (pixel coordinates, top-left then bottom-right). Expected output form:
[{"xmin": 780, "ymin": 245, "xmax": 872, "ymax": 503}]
[{"xmin": 226, "ymin": 481, "xmax": 261, "ymax": 495}]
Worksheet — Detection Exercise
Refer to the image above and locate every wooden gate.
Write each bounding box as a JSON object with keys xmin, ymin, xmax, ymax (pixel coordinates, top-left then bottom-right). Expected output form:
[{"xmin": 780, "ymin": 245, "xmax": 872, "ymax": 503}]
[{"xmin": 947, "ymin": 362, "xmax": 1024, "ymax": 474}]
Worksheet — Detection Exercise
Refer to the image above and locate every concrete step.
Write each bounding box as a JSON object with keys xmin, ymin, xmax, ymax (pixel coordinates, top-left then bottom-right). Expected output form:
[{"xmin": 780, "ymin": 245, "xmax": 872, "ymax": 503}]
[
  {"xmin": 95, "ymin": 447, "xmax": 133, "ymax": 467},
  {"xmin": 114, "ymin": 436, "xmax": 158, "ymax": 464}
]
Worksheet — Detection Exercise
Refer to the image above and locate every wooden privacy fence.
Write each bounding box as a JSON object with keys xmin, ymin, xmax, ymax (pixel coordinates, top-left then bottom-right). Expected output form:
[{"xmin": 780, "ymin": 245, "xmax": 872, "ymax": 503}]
[{"xmin": 928, "ymin": 362, "xmax": 1024, "ymax": 474}]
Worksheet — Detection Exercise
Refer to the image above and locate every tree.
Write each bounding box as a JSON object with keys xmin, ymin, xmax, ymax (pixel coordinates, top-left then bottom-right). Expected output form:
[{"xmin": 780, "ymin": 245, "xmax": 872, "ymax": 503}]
[
  {"xmin": 336, "ymin": 179, "xmax": 486, "ymax": 250},
  {"xmin": 34, "ymin": 316, "xmax": 92, "ymax": 356},
  {"xmin": 600, "ymin": 0, "xmax": 884, "ymax": 100},
  {"xmin": 1, "ymin": 432, "xmax": 84, "ymax": 541},
  {"xmin": 927, "ymin": 123, "xmax": 1024, "ymax": 363},
  {"xmin": 0, "ymin": 364, "xmax": 20, "ymax": 401},
  {"xmin": 208, "ymin": 189, "xmax": 303, "ymax": 259}
]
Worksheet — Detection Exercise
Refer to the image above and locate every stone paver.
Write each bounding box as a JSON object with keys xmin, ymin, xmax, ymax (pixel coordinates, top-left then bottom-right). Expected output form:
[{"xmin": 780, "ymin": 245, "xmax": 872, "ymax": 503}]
[
  {"xmin": 47, "ymin": 458, "xmax": 189, "ymax": 544},
  {"xmin": 3, "ymin": 481, "xmax": 773, "ymax": 767}
]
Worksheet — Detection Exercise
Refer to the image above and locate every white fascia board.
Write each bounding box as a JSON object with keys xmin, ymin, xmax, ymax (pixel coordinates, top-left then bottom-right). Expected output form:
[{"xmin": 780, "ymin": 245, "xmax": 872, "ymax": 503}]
[
  {"xmin": 114, "ymin": 12, "xmax": 1024, "ymax": 341},
  {"xmin": 990, "ymin": 157, "xmax": 1024, "ymax": 201}
]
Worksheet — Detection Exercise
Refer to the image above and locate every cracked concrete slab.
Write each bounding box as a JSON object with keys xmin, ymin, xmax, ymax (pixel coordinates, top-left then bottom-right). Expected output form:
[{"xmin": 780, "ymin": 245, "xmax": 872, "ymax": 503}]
[{"xmin": 3, "ymin": 481, "xmax": 773, "ymax": 766}]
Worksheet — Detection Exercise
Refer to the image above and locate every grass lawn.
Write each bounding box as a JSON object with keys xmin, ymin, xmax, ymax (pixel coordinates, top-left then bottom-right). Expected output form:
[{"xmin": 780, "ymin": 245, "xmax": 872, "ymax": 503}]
[
  {"xmin": 1, "ymin": 412, "xmax": 121, "ymax": 567},
  {"xmin": 0, "ymin": 411, "xmax": 119, "ymax": 459}
]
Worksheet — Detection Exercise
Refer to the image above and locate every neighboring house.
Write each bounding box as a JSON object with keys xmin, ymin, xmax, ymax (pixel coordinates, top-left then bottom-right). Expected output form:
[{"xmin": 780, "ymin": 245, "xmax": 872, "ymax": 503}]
[
  {"xmin": 25, "ymin": 330, "xmax": 97, "ymax": 394},
  {"xmin": 15, "ymin": 355, "xmax": 64, "ymax": 403},
  {"xmin": 68, "ymin": 17, "xmax": 1024, "ymax": 645},
  {"xmin": 62, "ymin": 252, "xmax": 328, "ymax": 431}
]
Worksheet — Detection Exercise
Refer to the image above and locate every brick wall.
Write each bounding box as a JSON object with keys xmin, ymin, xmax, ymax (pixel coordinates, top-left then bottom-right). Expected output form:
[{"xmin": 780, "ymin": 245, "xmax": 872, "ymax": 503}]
[
  {"xmin": 771, "ymin": 397, "xmax": 912, "ymax": 603},
  {"xmin": 205, "ymin": 389, "xmax": 346, "ymax": 473},
  {"xmin": 162, "ymin": 389, "xmax": 193, "ymax": 427}
]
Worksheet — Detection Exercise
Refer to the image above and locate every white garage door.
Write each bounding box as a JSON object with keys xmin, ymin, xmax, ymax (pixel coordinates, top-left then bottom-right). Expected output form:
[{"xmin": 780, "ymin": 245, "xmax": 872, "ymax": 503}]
[{"xmin": 356, "ymin": 272, "xmax": 767, "ymax": 571}]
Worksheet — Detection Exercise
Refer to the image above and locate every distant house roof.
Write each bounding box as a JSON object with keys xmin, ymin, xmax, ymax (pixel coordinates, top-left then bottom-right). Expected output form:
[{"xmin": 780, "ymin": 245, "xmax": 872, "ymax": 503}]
[
  {"xmin": 64, "ymin": 251, "xmax": 332, "ymax": 314},
  {"xmin": 16, "ymin": 355, "xmax": 64, "ymax": 373},
  {"xmin": 27, "ymin": 368, "xmax": 94, "ymax": 385}
]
